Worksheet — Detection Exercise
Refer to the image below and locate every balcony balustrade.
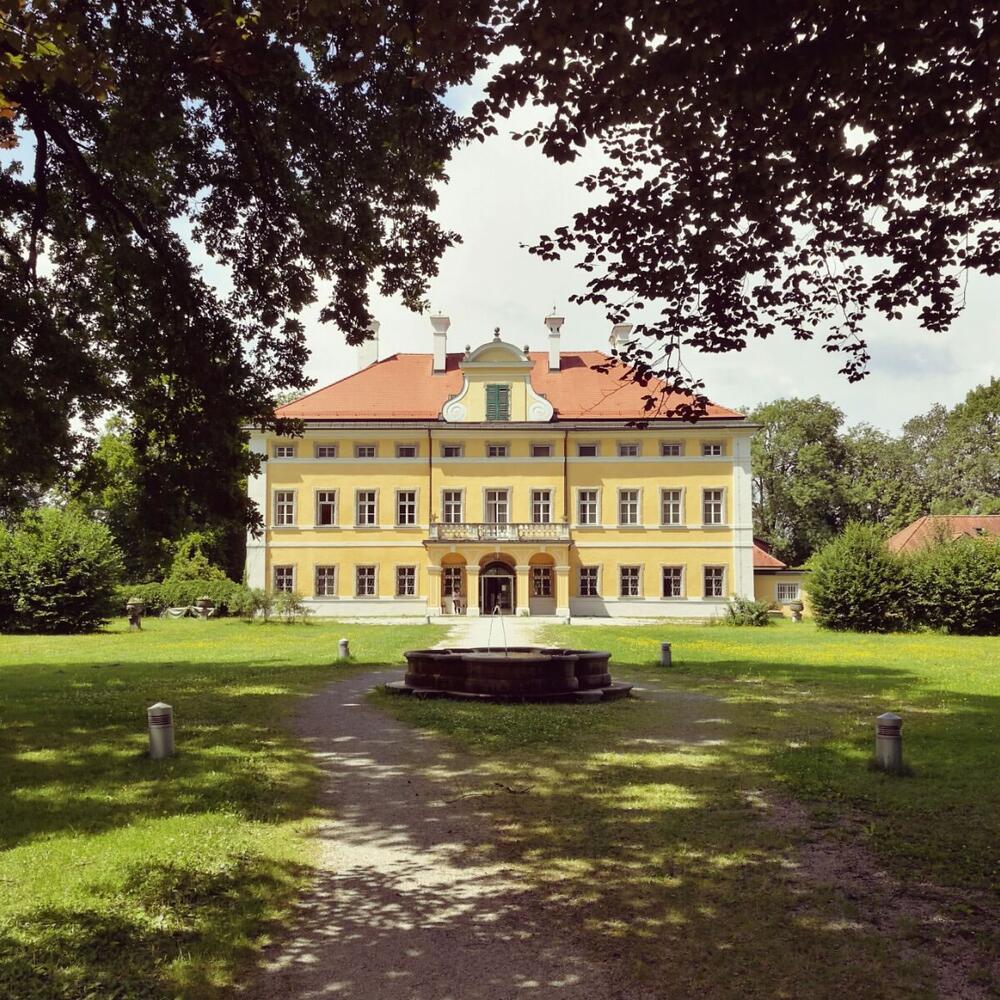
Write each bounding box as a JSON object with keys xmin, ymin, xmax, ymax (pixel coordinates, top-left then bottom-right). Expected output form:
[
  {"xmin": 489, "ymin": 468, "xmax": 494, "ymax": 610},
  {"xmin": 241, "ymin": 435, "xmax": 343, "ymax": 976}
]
[{"xmin": 428, "ymin": 522, "xmax": 570, "ymax": 543}]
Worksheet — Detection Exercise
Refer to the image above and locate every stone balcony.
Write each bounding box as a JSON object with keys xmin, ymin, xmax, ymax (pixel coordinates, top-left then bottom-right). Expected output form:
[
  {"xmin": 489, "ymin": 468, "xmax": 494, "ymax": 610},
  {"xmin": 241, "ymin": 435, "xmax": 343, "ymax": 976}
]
[{"xmin": 428, "ymin": 522, "xmax": 571, "ymax": 543}]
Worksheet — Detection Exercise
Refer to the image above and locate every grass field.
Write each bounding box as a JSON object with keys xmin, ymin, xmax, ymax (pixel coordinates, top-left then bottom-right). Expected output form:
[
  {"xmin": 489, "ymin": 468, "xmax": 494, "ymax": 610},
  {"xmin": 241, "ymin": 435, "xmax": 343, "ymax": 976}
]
[
  {"xmin": 0, "ymin": 617, "xmax": 442, "ymax": 1000},
  {"xmin": 376, "ymin": 621, "xmax": 1000, "ymax": 998}
]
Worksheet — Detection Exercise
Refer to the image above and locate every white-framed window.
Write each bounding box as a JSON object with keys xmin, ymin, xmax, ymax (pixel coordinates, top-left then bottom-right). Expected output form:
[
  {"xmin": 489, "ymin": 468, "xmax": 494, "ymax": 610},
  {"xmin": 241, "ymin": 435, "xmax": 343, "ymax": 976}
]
[
  {"xmin": 355, "ymin": 565, "xmax": 377, "ymax": 597},
  {"xmin": 777, "ymin": 582, "xmax": 800, "ymax": 602},
  {"xmin": 662, "ymin": 566, "xmax": 684, "ymax": 598},
  {"xmin": 532, "ymin": 566, "xmax": 552, "ymax": 597},
  {"xmin": 315, "ymin": 444, "xmax": 338, "ymax": 459},
  {"xmin": 396, "ymin": 490, "xmax": 417, "ymax": 525},
  {"xmin": 485, "ymin": 488, "xmax": 510, "ymax": 524},
  {"xmin": 273, "ymin": 444, "xmax": 296, "ymax": 458},
  {"xmin": 660, "ymin": 441, "xmax": 683, "ymax": 457},
  {"xmin": 355, "ymin": 490, "xmax": 377, "ymax": 526},
  {"xmin": 396, "ymin": 443, "xmax": 418, "ymax": 458},
  {"xmin": 354, "ymin": 444, "xmax": 376, "ymax": 459},
  {"xmin": 485, "ymin": 383, "xmax": 511, "ymax": 421},
  {"xmin": 703, "ymin": 488, "xmax": 724, "ymax": 525},
  {"xmin": 702, "ymin": 442, "xmax": 723, "ymax": 457},
  {"xmin": 273, "ymin": 565, "xmax": 294, "ymax": 593},
  {"xmin": 531, "ymin": 442, "xmax": 553, "ymax": 457},
  {"xmin": 579, "ymin": 566, "xmax": 600, "ymax": 597},
  {"xmin": 577, "ymin": 442, "xmax": 598, "ymax": 457},
  {"xmin": 578, "ymin": 489, "xmax": 599, "ymax": 525},
  {"xmin": 619, "ymin": 565, "xmax": 641, "ymax": 598},
  {"xmin": 618, "ymin": 442, "xmax": 640, "ymax": 457},
  {"xmin": 441, "ymin": 442, "xmax": 464, "ymax": 458},
  {"xmin": 315, "ymin": 565, "xmax": 337, "ymax": 596},
  {"xmin": 704, "ymin": 566, "xmax": 726, "ymax": 598},
  {"xmin": 443, "ymin": 566, "xmax": 464, "ymax": 597},
  {"xmin": 661, "ymin": 488, "xmax": 683, "ymax": 526},
  {"xmin": 487, "ymin": 442, "xmax": 509, "ymax": 458},
  {"xmin": 273, "ymin": 490, "xmax": 296, "ymax": 526},
  {"xmin": 316, "ymin": 490, "xmax": 338, "ymax": 526},
  {"xmin": 618, "ymin": 488, "xmax": 640, "ymax": 526},
  {"xmin": 531, "ymin": 489, "xmax": 552, "ymax": 524},
  {"xmin": 442, "ymin": 490, "xmax": 464, "ymax": 523},
  {"xmin": 396, "ymin": 566, "xmax": 417, "ymax": 597}
]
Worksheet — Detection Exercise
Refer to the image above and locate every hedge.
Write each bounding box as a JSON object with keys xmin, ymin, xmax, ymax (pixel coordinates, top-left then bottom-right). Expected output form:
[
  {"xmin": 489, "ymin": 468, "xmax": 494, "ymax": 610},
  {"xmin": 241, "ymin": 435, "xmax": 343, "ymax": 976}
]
[
  {"xmin": 908, "ymin": 536, "xmax": 1000, "ymax": 635},
  {"xmin": 117, "ymin": 579, "xmax": 250, "ymax": 616}
]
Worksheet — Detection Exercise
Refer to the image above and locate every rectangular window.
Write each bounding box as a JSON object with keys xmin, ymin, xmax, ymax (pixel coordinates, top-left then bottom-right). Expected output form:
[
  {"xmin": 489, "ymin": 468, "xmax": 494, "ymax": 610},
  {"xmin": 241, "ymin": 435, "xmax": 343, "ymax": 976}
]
[
  {"xmin": 703, "ymin": 488, "xmax": 724, "ymax": 525},
  {"xmin": 441, "ymin": 443, "xmax": 464, "ymax": 458},
  {"xmin": 354, "ymin": 444, "xmax": 376, "ymax": 459},
  {"xmin": 442, "ymin": 490, "xmax": 464, "ymax": 524},
  {"xmin": 485, "ymin": 488, "xmax": 510, "ymax": 524},
  {"xmin": 315, "ymin": 444, "xmax": 338, "ymax": 459},
  {"xmin": 316, "ymin": 490, "xmax": 338, "ymax": 526},
  {"xmin": 577, "ymin": 489, "xmax": 599, "ymax": 525},
  {"xmin": 355, "ymin": 490, "xmax": 377, "ymax": 526},
  {"xmin": 618, "ymin": 442, "xmax": 640, "ymax": 457},
  {"xmin": 531, "ymin": 443, "xmax": 553, "ymax": 457},
  {"xmin": 273, "ymin": 565, "xmax": 294, "ymax": 593},
  {"xmin": 273, "ymin": 490, "xmax": 295, "ymax": 526},
  {"xmin": 487, "ymin": 442, "xmax": 509, "ymax": 458},
  {"xmin": 531, "ymin": 489, "xmax": 552, "ymax": 524},
  {"xmin": 273, "ymin": 444, "xmax": 295, "ymax": 458},
  {"xmin": 776, "ymin": 582, "xmax": 800, "ymax": 602},
  {"xmin": 618, "ymin": 489, "xmax": 640, "ymax": 526},
  {"xmin": 577, "ymin": 443, "xmax": 598, "ymax": 457},
  {"xmin": 702, "ymin": 442, "xmax": 723, "ymax": 456},
  {"xmin": 396, "ymin": 490, "xmax": 417, "ymax": 525},
  {"xmin": 356, "ymin": 565, "xmax": 377, "ymax": 597},
  {"xmin": 395, "ymin": 444, "xmax": 417, "ymax": 458},
  {"xmin": 315, "ymin": 566, "xmax": 337, "ymax": 596},
  {"xmin": 531, "ymin": 566, "xmax": 552, "ymax": 597},
  {"xmin": 704, "ymin": 566, "xmax": 725, "ymax": 598},
  {"xmin": 579, "ymin": 566, "xmax": 599, "ymax": 597},
  {"xmin": 662, "ymin": 567, "xmax": 684, "ymax": 598},
  {"xmin": 396, "ymin": 566, "xmax": 417, "ymax": 597},
  {"xmin": 660, "ymin": 441, "xmax": 682, "ymax": 457},
  {"xmin": 443, "ymin": 566, "xmax": 463, "ymax": 597},
  {"xmin": 485, "ymin": 383, "xmax": 511, "ymax": 421},
  {"xmin": 661, "ymin": 488, "xmax": 683, "ymax": 526},
  {"xmin": 619, "ymin": 566, "xmax": 641, "ymax": 598}
]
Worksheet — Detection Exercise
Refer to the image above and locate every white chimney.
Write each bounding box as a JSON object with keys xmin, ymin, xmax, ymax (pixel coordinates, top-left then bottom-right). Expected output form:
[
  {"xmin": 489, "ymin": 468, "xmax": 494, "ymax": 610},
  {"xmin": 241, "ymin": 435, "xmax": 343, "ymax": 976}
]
[
  {"xmin": 609, "ymin": 322, "xmax": 634, "ymax": 354},
  {"xmin": 544, "ymin": 314, "xmax": 564, "ymax": 371},
  {"xmin": 431, "ymin": 313, "xmax": 450, "ymax": 372},
  {"xmin": 357, "ymin": 320, "xmax": 380, "ymax": 369}
]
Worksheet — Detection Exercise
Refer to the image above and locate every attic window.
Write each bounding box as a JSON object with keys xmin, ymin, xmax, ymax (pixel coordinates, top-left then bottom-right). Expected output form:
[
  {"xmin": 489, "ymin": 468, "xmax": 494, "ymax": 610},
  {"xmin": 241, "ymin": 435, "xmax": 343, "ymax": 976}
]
[{"xmin": 485, "ymin": 384, "xmax": 511, "ymax": 421}]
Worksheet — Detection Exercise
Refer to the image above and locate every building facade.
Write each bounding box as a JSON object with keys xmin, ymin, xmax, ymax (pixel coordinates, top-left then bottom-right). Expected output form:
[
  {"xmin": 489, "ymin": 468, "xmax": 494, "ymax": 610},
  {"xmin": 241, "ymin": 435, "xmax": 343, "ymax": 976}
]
[{"xmin": 245, "ymin": 317, "xmax": 757, "ymax": 618}]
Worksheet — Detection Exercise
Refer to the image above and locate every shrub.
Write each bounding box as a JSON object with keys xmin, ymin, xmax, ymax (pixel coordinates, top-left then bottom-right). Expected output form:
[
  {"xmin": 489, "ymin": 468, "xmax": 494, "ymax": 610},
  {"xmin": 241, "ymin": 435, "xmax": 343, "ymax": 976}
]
[
  {"xmin": 230, "ymin": 587, "xmax": 273, "ymax": 621},
  {"xmin": 807, "ymin": 522, "xmax": 913, "ymax": 633},
  {"xmin": 0, "ymin": 508, "xmax": 124, "ymax": 633},
  {"xmin": 908, "ymin": 536, "xmax": 1000, "ymax": 635},
  {"xmin": 273, "ymin": 590, "xmax": 312, "ymax": 623},
  {"xmin": 165, "ymin": 532, "xmax": 230, "ymax": 582},
  {"xmin": 724, "ymin": 595, "xmax": 773, "ymax": 626}
]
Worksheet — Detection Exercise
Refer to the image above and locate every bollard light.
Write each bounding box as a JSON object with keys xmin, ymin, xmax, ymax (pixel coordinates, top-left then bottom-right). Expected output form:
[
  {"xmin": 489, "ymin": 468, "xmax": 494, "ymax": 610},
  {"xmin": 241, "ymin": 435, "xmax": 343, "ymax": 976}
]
[
  {"xmin": 875, "ymin": 712, "xmax": 903, "ymax": 774},
  {"xmin": 660, "ymin": 642, "xmax": 672, "ymax": 668},
  {"xmin": 338, "ymin": 638, "xmax": 350, "ymax": 660},
  {"xmin": 147, "ymin": 702, "xmax": 175, "ymax": 760}
]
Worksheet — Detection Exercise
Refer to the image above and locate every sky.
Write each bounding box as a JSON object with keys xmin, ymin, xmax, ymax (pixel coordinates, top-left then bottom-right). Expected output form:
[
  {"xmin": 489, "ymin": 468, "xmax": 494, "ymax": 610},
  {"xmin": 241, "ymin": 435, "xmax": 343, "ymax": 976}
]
[{"xmin": 298, "ymin": 83, "xmax": 1000, "ymax": 436}]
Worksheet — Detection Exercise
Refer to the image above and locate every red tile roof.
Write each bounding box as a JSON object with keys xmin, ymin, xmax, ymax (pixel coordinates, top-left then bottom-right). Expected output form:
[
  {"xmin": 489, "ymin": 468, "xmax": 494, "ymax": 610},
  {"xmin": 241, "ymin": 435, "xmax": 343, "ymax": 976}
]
[
  {"xmin": 752, "ymin": 539, "xmax": 788, "ymax": 570},
  {"xmin": 886, "ymin": 515, "xmax": 1000, "ymax": 553},
  {"xmin": 277, "ymin": 352, "xmax": 744, "ymax": 421}
]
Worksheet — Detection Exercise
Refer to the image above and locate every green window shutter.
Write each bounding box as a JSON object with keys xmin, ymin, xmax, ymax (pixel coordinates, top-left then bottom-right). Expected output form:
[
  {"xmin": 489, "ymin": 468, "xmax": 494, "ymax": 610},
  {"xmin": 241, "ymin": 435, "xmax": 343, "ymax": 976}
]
[{"xmin": 486, "ymin": 384, "xmax": 510, "ymax": 421}]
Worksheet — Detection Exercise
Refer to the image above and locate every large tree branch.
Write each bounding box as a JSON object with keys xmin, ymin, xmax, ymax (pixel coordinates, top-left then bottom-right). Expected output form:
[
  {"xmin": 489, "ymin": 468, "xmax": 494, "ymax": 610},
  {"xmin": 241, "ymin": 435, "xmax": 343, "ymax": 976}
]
[{"xmin": 27, "ymin": 117, "xmax": 47, "ymax": 284}]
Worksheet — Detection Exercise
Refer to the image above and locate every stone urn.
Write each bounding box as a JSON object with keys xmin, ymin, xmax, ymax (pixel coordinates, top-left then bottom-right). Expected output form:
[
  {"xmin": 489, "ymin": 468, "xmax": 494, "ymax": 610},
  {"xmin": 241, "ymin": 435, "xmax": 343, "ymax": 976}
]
[
  {"xmin": 788, "ymin": 599, "xmax": 804, "ymax": 622},
  {"xmin": 195, "ymin": 595, "xmax": 216, "ymax": 619},
  {"xmin": 125, "ymin": 598, "xmax": 145, "ymax": 631}
]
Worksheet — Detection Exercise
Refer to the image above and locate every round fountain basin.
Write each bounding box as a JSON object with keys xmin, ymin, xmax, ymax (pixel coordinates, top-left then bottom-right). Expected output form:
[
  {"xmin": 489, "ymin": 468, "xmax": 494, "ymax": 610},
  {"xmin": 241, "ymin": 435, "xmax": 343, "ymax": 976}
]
[{"xmin": 386, "ymin": 646, "xmax": 631, "ymax": 702}]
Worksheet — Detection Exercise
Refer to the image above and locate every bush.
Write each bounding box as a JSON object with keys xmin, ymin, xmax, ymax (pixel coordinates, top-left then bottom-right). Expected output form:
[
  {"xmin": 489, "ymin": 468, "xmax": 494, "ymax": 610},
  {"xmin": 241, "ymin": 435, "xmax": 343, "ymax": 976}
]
[
  {"xmin": 908, "ymin": 536, "xmax": 1000, "ymax": 635},
  {"xmin": 229, "ymin": 587, "xmax": 273, "ymax": 621},
  {"xmin": 807, "ymin": 522, "xmax": 913, "ymax": 633},
  {"xmin": 273, "ymin": 590, "xmax": 312, "ymax": 623},
  {"xmin": 165, "ymin": 532, "xmax": 230, "ymax": 582},
  {"xmin": 116, "ymin": 579, "xmax": 249, "ymax": 616},
  {"xmin": 0, "ymin": 508, "xmax": 124, "ymax": 633},
  {"xmin": 724, "ymin": 595, "xmax": 773, "ymax": 626}
]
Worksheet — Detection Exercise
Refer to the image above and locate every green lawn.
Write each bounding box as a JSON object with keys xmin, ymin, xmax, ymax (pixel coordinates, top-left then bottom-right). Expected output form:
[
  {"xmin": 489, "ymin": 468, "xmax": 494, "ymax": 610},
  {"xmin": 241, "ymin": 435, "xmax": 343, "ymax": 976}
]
[
  {"xmin": 375, "ymin": 621, "xmax": 1000, "ymax": 998},
  {"xmin": 0, "ymin": 617, "xmax": 443, "ymax": 1000}
]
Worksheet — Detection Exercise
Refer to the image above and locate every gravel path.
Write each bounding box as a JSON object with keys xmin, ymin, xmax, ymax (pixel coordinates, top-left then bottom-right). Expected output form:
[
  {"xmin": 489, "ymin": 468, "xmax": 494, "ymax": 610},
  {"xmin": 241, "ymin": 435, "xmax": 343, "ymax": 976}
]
[{"xmin": 242, "ymin": 663, "xmax": 657, "ymax": 1000}]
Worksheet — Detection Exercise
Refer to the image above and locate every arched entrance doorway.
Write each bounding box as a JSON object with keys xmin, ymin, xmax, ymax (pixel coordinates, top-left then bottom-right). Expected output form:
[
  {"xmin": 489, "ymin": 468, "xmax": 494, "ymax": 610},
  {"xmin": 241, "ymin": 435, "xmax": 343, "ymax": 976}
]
[{"xmin": 480, "ymin": 561, "xmax": 515, "ymax": 615}]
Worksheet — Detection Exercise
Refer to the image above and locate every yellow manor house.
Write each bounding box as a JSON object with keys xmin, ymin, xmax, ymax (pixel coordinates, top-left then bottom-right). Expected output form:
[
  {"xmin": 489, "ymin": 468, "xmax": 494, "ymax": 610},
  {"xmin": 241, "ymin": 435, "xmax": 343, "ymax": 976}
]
[{"xmin": 246, "ymin": 315, "xmax": 800, "ymax": 619}]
